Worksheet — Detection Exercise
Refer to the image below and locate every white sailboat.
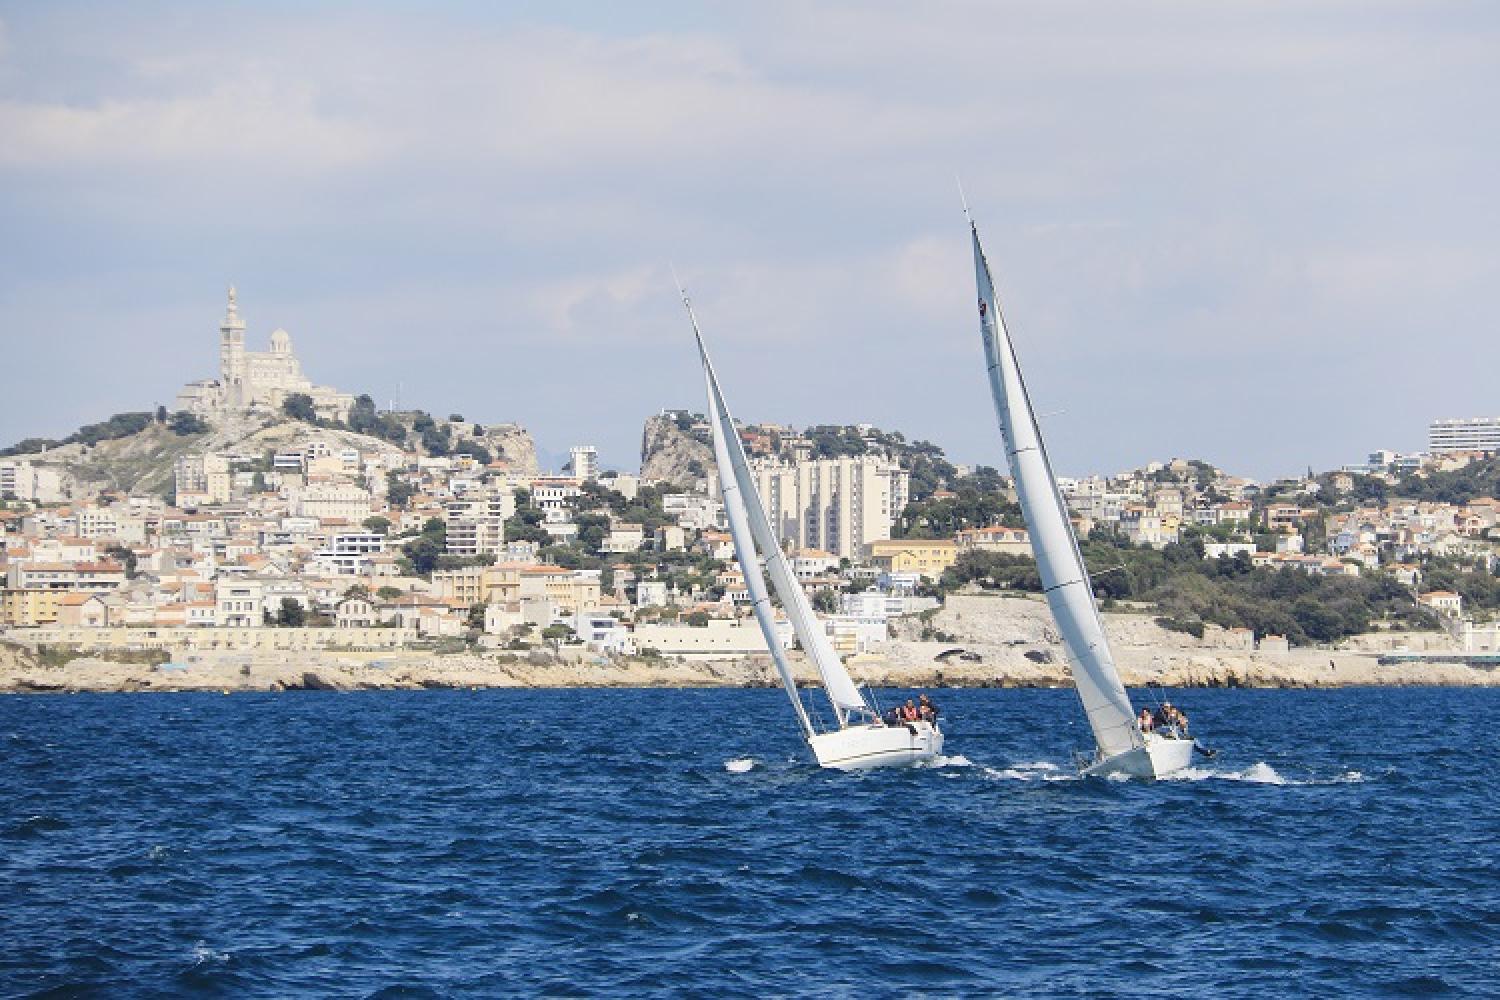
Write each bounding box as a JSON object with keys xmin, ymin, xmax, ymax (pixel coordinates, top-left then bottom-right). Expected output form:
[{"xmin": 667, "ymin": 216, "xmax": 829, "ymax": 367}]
[
  {"xmin": 966, "ymin": 209, "xmax": 1196, "ymax": 779},
  {"xmin": 679, "ymin": 283, "xmax": 944, "ymax": 770}
]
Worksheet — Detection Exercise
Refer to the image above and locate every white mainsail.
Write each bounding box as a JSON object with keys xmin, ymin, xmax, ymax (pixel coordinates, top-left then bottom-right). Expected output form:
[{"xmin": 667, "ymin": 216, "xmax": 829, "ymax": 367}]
[
  {"xmin": 968, "ymin": 218, "xmax": 1141, "ymax": 760},
  {"xmin": 699, "ymin": 359, "xmax": 813, "ymax": 738},
  {"xmin": 684, "ymin": 290, "xmax": 871, "ymax": 725}
]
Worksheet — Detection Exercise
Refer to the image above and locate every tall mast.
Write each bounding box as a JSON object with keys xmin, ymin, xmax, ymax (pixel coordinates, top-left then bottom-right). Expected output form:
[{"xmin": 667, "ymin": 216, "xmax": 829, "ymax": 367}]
[
  {"xmin": 680, "ymin": 281, "xmax": 870, "ymax": 727},
  {"xmin": 680, "ymin": 285, "xmax": 814, "ymax": 738},
  {"xmin": 968, "ymin": 213, "xmax": 1141, "ymax": 759}
]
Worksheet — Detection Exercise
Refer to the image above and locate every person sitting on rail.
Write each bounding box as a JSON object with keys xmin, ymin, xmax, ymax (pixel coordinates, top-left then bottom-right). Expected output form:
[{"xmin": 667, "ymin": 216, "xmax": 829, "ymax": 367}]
[
  {"xmin": 918, "ymin": 693, "xmax": 939, "ymax": 726},
  {"xmin": 1152, "ymin": 702, "xmax": 1190, "ymax": 737},
  {"xmin": 1138, "ymin": 707, "xmax": 1154, "ymax": 733}
]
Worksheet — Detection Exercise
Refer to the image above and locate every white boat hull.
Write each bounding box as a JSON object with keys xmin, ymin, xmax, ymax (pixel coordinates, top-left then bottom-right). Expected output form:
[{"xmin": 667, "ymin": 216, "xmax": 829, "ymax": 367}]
[
  {"xmin": 809, "ymin": 722, "xmax": 944, "ymax": 771},
  {"xmin": 1080, "ymin": 732, "xmax": 1195, "ymax": 779}
]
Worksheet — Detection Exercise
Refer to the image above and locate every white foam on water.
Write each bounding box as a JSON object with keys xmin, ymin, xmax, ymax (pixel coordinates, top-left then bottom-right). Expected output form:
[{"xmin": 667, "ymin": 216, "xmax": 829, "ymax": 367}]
[
  {"xmin": 190, "ymin": 942, "xmax": 229, "ymax": 966},
  {"xmin": 983, "ymin": 759, "xmax": 1076, "ymax": 782},
  {"xmin": 723, "ymin": 758, "xmax": 755, "ymax": 774},
  {"xmin": 918, "ymin": 754, "xmax": 973, "ymax": 769},
  {"xmin": 1167, "ymin": 762, "xmax": 1286, "ymax": 784},
  {"xmin": 1166, "ymin": 762, "xmax": 1369, "ymax": 786}
]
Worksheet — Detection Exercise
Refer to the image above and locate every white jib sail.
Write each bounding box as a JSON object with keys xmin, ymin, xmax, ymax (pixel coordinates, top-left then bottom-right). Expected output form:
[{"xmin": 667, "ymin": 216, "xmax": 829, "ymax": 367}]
[
  {"xmin": 969, "ymin": 220, "xmax": 1140, "ymax": 759},
  {"xmin": 688, "ymin": 304, "xmax": 870, "ymax": 723}
]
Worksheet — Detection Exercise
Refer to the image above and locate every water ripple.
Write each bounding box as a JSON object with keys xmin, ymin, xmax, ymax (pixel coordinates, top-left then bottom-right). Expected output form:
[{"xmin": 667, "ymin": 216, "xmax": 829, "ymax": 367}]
[{"xmin": 0, "ymin": 687, "xmax": 1496, "ymax": 996}]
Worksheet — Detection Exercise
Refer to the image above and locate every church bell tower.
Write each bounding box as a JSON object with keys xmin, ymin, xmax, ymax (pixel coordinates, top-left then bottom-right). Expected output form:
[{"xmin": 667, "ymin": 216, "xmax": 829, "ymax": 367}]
[{"xmin": 219, "ymin": 285, "xmax": 247, "ymax": 409}]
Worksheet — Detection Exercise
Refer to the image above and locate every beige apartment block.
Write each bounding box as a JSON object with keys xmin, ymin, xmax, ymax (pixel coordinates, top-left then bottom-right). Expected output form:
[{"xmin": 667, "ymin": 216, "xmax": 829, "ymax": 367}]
[
  {"xmin": 1, "ymin": 588, "xmax": 67, "ymax": 626},
  {"xmin": 737, "ymin": 455, "xmax": 909, "ymax": 560},
  {"xmin": 175, "ymin": 453, "xmax": 233, "ymax": 506},
  {"xmin": 866, "ymin": 539, "xmax": 959, "ymax": 580},
  {"xmin": 444, "ymin": 487, "xmax": 517, "ymax": 557},
  {"xmin": 955, "ymin": 526, "xmax": 1031, "ymax": 555}
]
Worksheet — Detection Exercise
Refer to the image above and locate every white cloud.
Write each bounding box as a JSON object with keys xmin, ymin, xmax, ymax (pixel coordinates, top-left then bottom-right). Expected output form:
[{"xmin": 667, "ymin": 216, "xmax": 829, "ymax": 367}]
[{"xmin": 0, "ymin": 3, "xmax": 1496, "ymax": 476}]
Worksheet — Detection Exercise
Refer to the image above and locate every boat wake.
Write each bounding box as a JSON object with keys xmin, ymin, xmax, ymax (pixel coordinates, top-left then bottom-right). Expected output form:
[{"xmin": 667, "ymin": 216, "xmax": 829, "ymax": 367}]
[
  {"xmin": 916, "ymin": 754, "xmax": 973, "ymax": 769},
  {"xmin": 1164, "ymin": 762, "xmax": 1368, "ymax": 786},
  {"xmin": 982, "ymin": 760, "xmax": 1077, "ymax": 782},
  {"xmin": 972, "ymin": 759, "xmax": 1370, "ymax": 785},
  {"xmin": 723, "ymin": 758, "xmax": 756, "ymax": 774}
]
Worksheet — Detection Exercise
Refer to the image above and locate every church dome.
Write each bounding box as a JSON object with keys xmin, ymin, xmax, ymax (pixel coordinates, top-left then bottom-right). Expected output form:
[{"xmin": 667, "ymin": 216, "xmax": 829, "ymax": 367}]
[{"xmin": 269, "ymin": 328, "xmax": 293, "ymax": 354}]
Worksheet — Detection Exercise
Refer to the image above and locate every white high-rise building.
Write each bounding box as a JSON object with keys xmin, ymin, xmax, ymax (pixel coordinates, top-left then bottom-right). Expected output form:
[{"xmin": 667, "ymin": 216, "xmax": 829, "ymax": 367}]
[
  {"xmin": 569, "ymin": 445, "xmax": 599, "ymax": 482},
  {"xmin": 715, "ymin": 455, "xmax": 909, "ymax": 560},
  {"xmin": 445, "ymin": 486, "xmax": 518, "ymax": 557},
  {"xmin": 1429, "ymin": 417, "xmax": 1500, "ymax": 454}
]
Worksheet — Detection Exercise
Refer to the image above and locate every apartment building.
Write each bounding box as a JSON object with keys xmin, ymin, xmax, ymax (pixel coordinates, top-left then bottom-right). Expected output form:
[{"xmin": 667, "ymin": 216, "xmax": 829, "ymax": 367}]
[
  {"xmin": 1429, "ymin": 417, "xmax": 1500, "ymax": 454},
  {"xmin": 175, "ymin": 453, "xmax": 232, "ymax": 506},
  {"xmin": 955, "ymin": 526, "xmax": 1030, "ymax": 555},
  {"xmin": 293, "ymin": 483, "xmax": 373, "ymax": 522},
  {"xmin": 866, "ymin": 539, "xmax": 959, "ymax": 579},
  {"xmin": 444, "ymin": 487, "xmax": 516, "ymax": 557},
  {"xmin": 740, "ymin": 455, "xmax": 909, "ymax": 560}
]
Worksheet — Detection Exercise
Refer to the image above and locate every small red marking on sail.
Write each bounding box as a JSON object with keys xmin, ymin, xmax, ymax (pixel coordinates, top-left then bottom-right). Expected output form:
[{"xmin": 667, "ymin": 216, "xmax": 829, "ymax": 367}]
[{"xmin": 978, "ymin": 299, "xmax": 987, "ymax": 316}]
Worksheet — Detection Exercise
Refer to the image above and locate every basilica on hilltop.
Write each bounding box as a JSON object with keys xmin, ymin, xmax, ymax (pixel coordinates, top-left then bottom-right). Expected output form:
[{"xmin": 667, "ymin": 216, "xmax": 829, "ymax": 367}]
[{"xmin": 175, "ymin": 287, "xmax": 354, "ymax": 423}]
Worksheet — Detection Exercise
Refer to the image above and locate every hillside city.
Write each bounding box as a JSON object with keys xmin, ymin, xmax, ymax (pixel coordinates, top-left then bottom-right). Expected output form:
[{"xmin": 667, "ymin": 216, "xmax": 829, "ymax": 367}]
[{"xmin": 3, "ymin": 290, "xmax": 1499, "ymax": 663}]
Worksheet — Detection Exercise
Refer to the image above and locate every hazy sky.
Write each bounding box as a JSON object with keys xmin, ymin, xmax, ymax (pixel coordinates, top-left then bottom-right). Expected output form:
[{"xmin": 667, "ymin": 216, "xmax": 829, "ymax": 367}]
[{"xmin": 1, "ymin": 2, "xmax": 1495, "ymax": 479}]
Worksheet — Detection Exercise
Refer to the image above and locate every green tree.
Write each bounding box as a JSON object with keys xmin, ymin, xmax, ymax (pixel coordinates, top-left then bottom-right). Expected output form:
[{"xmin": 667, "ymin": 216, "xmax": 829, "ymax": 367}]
[
  {"xmin": 401, "ymin": 519, "xmax": 447, "ymax": 577},
  {"xmin": 363, "ymin": 516, "xmax": 392, "ymax": 535},
  {"xmin": 452, "ymin": 439, "xmax": 492, "ymax": 464},
  {"xmin": 103, "ymin": 544, "xmax": 138, "ymax": 579},
  {"xmin": 277, "ymin": 598, "xmax": 307, "ymax": 627},
  {"xmin": 282, "ymin": 393, "xmax": 317, "ymax": 422},
  {"xmin": 166, "ymin": 411, "xmax": 209, "ymax": 435},
  {"xmin": 505, "ymin": 504, "xmax": 552, "ymax": 545},
  {"xmin": 812, "ymin": 589, "xmax": 839, "ymax": 614},
  {"xmin": 575, "ymin": 512, "xmax": 610, "ymax": 553},
  {"xmin": 386, "ymin": 470, "xmax": 416, "ymax": 510}
]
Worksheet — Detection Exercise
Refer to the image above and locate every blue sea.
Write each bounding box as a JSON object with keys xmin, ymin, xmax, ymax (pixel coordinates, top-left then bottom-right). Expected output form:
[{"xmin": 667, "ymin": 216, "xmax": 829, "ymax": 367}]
[{"xmin": 2, "ymin": 687, "xmax": 1497, "ymax": 998}]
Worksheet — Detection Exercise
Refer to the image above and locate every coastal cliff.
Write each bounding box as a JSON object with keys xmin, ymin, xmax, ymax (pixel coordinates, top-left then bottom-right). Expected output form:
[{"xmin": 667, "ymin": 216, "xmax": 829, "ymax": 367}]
[
  {"xmin": 639, "ymin": 413, "xmax": 712, "ymax": 485},
  {"xmin": 480, "ymin": 422, "xmax": 538, "ymax": 473}
]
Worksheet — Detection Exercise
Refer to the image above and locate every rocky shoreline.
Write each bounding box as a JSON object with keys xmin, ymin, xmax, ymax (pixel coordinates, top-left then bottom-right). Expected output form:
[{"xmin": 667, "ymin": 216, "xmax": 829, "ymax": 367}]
[{"xmin": 4, "ymin": 594, "xmax": 1496, "ymax": 694}]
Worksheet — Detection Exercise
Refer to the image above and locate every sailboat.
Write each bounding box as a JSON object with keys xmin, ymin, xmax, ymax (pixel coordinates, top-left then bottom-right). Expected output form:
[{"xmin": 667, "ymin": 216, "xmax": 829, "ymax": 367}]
[
  {"xmin": 966, "ymin": 209, "xmax": 1197, "ymax": 779},
  {"xmin": 679, "ymin": 283, "xmax": 944, "ymax": 770}
]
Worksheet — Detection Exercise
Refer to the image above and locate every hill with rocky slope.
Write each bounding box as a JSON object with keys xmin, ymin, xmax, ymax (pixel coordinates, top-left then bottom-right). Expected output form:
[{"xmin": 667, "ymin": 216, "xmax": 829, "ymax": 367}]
[
  {"xmin": 640, "ymin": 413, "xmax": 713, "ymax": 484},
  {"xmin": 4, "ymin": 408, "xmax": 536, "ymax": 501}
]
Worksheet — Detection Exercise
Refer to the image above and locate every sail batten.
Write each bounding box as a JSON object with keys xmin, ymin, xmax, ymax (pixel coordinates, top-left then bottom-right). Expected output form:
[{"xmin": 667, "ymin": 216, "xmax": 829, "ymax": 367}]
[
  {"xmin": 687, "ymin": 304, "xmax": 870, "ymax": 725},
  {"xmin": 969, "ymin": 221, "xmax": 1140, "ymax": 760}
]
